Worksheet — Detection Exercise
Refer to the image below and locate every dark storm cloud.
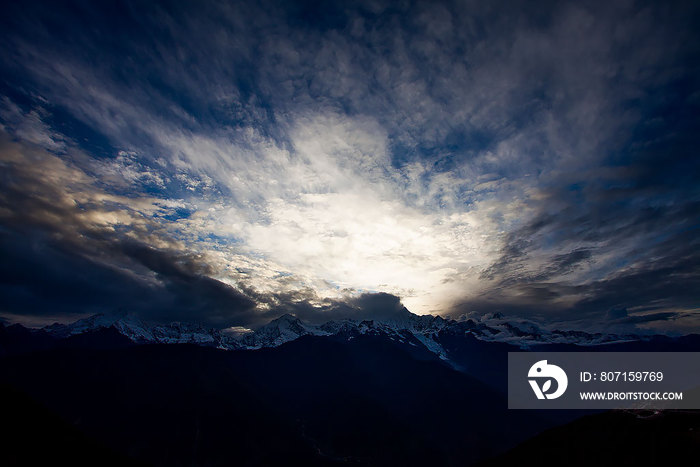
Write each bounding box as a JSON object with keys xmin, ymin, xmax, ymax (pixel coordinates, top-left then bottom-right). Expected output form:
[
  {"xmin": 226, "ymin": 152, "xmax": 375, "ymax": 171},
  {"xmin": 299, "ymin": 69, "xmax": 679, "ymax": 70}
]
[
  {"xmin": 473, "ymin": 157, "xmax": 700, "ymax": 322},
  {"xmin": 457, "ymin": 229, "xmax": 700, "ymax": 324},
  {"xmin": 0, "ymin": 134, "xmax": 257, "ymax": 326},
  {"xmin": 610, "ymin": 312, "xmax": 684, "ymax": 326},
  {"xmin": 0, "ymin": 228, "xmax": 257, "ymax": 326},
  {"xmin": 245, "ymin": 290, "xmax": 409, "ymax": 328},
  {"xmin": 113, "ymin": 242, "xmax": 258, "ymax": 325}
]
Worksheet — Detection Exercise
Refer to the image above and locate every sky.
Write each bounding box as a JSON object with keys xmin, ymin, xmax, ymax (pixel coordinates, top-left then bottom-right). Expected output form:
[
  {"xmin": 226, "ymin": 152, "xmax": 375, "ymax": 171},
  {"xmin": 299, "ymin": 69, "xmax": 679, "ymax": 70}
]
[{"xmin": 0, "ymin": 0, "xmax": 699, "ymax": 333}]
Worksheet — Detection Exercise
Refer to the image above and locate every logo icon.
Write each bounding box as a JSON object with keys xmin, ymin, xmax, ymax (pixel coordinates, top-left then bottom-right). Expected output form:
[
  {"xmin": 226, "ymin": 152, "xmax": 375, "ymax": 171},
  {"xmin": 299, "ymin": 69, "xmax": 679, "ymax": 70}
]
[{"xmin": 528, "ymin": 360, "xmax": 568, "ymax": 400}]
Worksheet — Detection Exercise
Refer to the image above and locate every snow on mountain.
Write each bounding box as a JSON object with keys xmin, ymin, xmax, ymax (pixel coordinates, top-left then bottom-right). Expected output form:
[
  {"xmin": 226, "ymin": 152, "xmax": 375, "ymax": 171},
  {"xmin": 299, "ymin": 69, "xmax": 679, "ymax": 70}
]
[
  {"xmin": 238, "ymin": 314, "xmax": 330, "ymax": 349},
  {"xmin": 45, "ymin": 312, "xmax": 150, "ymax": 339},
  {"xmin": 44, "ymin": 312, "xmax": 237, "ymax": 350},
  {"xmin": 42, "ymin": 309, "xmax": 643, "ymax": 360},
  {"xmin": 451, "ymin": 312, "xmax": 640, "ymax": 346}
]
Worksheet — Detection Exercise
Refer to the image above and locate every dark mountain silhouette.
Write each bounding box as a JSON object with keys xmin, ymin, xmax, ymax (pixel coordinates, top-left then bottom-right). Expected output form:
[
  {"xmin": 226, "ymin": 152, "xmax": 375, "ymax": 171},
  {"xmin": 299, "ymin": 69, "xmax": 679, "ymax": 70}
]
[
  {"xmin": 1, "ymin": 319, "xmax": 699, "ymax": 466},
  {"xmin": 1, "ymin": 334, "xmax": 548, "ymax": 466},
  {"xmin": 479, "ymin": 410, "xmax": 700, "ymax": 467},
  {"xmin": 0, "ymin": 323, "xmax": 56, "ymax": 356},
  {"xmin": 0, "ymin": 383, "xmax": 145, "ymax": 467}
]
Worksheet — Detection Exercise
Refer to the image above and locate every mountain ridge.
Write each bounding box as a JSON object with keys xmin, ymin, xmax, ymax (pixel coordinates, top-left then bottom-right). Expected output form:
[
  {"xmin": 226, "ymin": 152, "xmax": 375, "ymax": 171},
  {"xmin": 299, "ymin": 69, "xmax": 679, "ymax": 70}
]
[{"xmin": 19, "ymin": 309, "xmax": 696, "ymax": 368}]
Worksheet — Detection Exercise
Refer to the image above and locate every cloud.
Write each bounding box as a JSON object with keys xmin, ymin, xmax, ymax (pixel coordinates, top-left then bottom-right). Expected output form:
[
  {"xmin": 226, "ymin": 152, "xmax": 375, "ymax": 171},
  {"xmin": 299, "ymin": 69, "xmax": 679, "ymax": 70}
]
[
  {"xmin": 248, "ymin": 291, "xmax": 411, "ymax": 327},
  {"xmin": 606, "ymin": 307, "xmax": 628, "ymax": 321},
  {"xmin": 0, "ymin": 0, "xmax": 698, "ymax": 332},
  {"xmin": 0, "ymin": 129, "xmax": 422, "ymax": 328},
  {"xmin": 0, "ymin": 97, "xmax": 66, "ymax": 151},
  {"xmin": 0, "ymin": 133, "xmax": 258, "ymax": 326}
]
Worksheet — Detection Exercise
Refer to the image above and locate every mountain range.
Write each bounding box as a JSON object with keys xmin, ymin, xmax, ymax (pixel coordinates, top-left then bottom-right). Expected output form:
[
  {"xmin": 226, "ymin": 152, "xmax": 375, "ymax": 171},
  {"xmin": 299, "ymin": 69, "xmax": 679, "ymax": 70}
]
[
  {"xmin": 24, "ymin": 308, "xmax": 698, "ymax": 377},
  {"xmin": 36, "ymin": 308, "xmax": 676, "ymax": 350},
  {"xmin": 1, "ymin": 310, "xmax": 699, "ymax": 466}
]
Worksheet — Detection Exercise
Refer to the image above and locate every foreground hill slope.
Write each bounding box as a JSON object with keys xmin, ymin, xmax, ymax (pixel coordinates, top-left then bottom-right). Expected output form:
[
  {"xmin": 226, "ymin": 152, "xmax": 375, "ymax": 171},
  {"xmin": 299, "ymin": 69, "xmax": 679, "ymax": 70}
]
[
  {"xmin": 480, "ymin": 410, "xmax": 700, "ymax": 467},
  {"xmin": 0, "ymin": 335, "xmax": 545, "ymax": 466}
]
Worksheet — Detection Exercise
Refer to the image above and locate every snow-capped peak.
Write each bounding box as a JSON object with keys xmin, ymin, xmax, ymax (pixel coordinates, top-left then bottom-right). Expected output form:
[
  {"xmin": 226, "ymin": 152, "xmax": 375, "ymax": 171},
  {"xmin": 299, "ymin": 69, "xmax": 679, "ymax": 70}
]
[
  {"xmin": 239, "ymin": 313, "xmax": 330, "ymax": 349},
  {"xmin": 41, "ymin": 309, "xmax": 647, "ymax": 358},
  {"xmin": 44, "ymin": 311, "xmax": 235, "ymax": 349},
  {"xmin": 45, "ymin": 311, "xmax": 148, "ymax": 338}
]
